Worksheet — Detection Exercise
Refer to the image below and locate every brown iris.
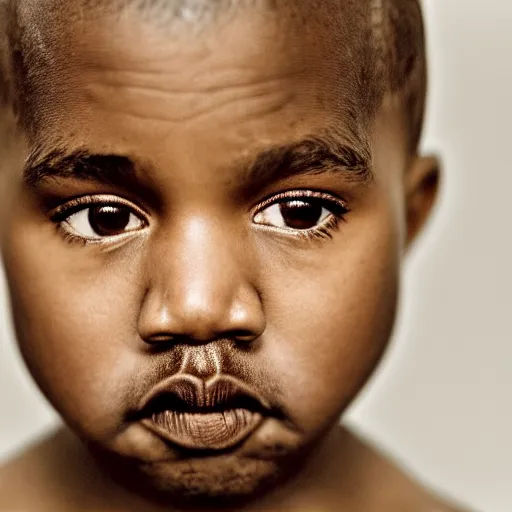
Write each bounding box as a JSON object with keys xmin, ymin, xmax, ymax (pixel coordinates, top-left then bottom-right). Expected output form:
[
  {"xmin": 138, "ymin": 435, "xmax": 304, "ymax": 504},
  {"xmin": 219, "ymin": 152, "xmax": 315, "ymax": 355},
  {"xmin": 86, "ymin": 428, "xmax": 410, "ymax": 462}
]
[
  {"xmin": 279, "ymin": 200, "xmax": 324, "ymax": 230},
  {"xmin": 88, "ymin": 205, "xmax": 132, "ymax": 236}
]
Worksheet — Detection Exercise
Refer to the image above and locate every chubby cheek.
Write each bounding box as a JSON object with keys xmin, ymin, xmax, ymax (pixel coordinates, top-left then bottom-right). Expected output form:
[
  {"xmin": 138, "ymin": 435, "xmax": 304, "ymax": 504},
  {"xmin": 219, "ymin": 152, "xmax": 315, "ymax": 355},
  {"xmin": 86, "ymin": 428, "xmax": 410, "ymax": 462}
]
[
  {"xmin": 1, "ymin": 223, "xmax": 144, "ymax": 440},
  {"xmin": 262, "ymin": 211, "xmax": 401, "ymax": 435}
]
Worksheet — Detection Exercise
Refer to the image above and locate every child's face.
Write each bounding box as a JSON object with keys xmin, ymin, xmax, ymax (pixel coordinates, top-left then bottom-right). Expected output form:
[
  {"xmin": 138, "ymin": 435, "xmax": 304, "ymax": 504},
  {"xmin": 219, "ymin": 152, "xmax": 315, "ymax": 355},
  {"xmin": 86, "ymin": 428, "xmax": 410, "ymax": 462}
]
[{"xmin": 0, "ymin": 0, "xmax": 435, "ymax": 502}]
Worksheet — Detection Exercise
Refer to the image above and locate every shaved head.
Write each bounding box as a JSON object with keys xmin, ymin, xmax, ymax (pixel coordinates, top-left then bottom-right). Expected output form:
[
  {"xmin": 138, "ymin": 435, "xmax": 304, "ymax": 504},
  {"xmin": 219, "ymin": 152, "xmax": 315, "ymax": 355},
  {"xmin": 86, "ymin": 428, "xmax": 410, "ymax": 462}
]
[{"xmin": 0, "ymin": 0, "xmax": 426, "ymax": 151}]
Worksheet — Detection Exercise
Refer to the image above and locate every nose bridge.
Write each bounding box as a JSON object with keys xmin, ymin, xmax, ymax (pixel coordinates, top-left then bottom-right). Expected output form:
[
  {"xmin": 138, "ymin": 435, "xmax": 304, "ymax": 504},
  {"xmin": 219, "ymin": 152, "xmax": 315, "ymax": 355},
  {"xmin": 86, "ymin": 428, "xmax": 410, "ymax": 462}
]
[
  {"xmin": 138, "ymin": 215, "xmax": 264, "ymax": 343},
  {"xmin": 173, "ymin": 217, "xmax": 237, "ymax": 313}
]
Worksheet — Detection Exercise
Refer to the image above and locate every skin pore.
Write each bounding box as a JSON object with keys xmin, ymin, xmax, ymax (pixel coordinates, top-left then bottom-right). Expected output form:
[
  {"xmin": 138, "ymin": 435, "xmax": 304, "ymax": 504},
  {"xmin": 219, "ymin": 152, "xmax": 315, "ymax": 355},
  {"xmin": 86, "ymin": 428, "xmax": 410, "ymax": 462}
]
[{"xmin": 0, "ymin": 0, "xmax": 466, "ymax": 511}]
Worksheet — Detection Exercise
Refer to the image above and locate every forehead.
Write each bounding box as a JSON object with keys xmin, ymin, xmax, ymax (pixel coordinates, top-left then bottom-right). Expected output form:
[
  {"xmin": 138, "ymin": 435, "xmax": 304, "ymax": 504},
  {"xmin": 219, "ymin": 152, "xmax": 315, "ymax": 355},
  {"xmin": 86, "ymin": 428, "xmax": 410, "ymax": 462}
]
[{"xmin": 12, "ymin": 0, "xmax": 377, "ymax": 167}]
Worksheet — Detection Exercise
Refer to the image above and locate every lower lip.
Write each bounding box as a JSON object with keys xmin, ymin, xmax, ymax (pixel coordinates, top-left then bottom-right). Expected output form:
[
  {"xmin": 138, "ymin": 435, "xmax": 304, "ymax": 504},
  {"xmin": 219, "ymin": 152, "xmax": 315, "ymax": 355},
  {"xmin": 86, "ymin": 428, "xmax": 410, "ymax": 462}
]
[{"xmin": 142, "ymin": 409, "xmax": 264, "ymax": 451}]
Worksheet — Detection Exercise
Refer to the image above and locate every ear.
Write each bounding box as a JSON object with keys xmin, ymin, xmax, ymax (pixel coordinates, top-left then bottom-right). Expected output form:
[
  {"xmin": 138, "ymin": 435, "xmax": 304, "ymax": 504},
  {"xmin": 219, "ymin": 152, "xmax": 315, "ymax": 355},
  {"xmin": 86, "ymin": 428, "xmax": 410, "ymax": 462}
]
[{"xmin": 405, "ymin": 155, "xmax": 441, "ymax": 248}]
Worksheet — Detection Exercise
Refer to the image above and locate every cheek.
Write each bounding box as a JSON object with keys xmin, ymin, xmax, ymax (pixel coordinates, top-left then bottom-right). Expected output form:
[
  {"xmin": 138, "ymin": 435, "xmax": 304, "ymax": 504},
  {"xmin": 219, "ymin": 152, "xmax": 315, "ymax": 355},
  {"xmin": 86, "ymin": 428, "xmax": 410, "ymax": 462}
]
[
  {"xmin": 1, "ymin": 223, "xmax": 145, "ymax": 437},
  {"xmin": 261, "ymin": 211, "xmax": 401, "ymax": 433}
]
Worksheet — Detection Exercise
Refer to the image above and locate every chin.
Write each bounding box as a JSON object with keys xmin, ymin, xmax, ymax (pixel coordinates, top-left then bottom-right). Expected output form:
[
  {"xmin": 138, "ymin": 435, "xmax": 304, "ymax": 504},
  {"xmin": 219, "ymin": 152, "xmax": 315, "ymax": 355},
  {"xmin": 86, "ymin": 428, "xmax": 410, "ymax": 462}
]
[
  {"xmin": 87, "ymin": 413, "xmax": 309, "ymax": 506},
  {"xmin": 137, "ymin": 455, "xmax": 285, "ymax": 507}
]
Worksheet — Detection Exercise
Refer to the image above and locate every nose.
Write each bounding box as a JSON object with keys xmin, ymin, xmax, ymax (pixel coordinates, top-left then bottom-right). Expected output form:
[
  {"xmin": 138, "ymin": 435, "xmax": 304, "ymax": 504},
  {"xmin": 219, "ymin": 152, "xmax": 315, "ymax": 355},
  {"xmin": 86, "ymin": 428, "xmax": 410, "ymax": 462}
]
[{"xmin": 137, "ymin": 217, "xmax": 266, "ymax": 346}]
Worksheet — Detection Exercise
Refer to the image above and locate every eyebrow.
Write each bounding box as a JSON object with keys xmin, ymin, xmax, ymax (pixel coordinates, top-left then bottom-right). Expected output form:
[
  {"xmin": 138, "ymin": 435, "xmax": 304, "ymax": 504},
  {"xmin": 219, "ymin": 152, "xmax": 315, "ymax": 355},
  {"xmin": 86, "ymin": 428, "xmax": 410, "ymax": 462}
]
[
  {"xmin": 23, "ymin": 149, "xmax": 141, "ymax": 189},
  {"xmin": 239, "ymin": 132, "xmax": 373, "ymax": 192},
  {"xmin": 22, "ymin": 132, "xmax": 373, "ymax": 191}
]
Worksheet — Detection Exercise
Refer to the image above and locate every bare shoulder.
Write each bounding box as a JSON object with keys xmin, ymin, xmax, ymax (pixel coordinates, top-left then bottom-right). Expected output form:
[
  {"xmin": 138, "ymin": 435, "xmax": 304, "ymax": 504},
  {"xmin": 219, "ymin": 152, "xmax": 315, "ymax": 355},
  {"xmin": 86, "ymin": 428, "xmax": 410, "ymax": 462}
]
[
  {"xmin": 0, "ymin": 429, "xmax": 77, "ymax": 512},
  {"xmin": 0, "ymin": 429, "xmax": 140, "ymax": 512},
  {"xmin": 0, "ymin": 435, "xmax": 55, "ymax": 511},
  {"xmin": 0, "ymin": 448, "xmax": 43, "ymax": 510},
  {"xmin": 338, "ymin": 425, "xmax": 475, "ymax": 512}
]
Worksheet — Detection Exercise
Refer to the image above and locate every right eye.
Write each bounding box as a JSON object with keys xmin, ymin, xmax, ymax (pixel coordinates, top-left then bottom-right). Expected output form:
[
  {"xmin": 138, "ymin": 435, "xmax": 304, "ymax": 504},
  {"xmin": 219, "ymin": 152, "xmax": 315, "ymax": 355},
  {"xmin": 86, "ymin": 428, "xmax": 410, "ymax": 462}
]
[
  {"xmin": 64, "ymin": 204, "xmax": 145, "ymax": 239},
  {"xmin": 50, "ymin": 195, "xmax": 149, "ymax": 244}
]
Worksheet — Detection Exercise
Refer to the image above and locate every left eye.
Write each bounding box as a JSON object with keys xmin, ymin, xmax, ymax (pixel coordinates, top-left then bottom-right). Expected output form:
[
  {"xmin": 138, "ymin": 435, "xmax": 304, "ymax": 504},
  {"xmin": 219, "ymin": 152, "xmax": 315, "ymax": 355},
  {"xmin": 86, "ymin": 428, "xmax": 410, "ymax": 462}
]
[
  {"xmin": 64, "ymin": 204, "xmax": 145, "ymax": 239},
  {"xmin": 253, "ymin": 198, "xmax": 337, "ymax": 230}
]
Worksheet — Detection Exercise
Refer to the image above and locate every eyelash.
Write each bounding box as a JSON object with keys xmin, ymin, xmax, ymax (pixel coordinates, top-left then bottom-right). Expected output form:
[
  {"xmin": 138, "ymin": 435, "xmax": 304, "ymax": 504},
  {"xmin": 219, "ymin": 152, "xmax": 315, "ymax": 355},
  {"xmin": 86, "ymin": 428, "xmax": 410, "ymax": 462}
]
[
  {"xmin": 251, "ymin": 190, "xmax": 350, "ymax": 242},
  {"xmin": 48, "ymin": 190, "xmax": 350, "ymax": 246}
]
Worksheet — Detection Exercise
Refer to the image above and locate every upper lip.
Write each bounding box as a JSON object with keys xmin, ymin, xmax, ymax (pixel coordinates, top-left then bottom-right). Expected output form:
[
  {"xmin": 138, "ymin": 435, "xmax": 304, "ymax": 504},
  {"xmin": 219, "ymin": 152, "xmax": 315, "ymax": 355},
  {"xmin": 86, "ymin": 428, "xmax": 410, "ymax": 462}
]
[{"xmin": 138, "ymin": 374, "xmax": 272, "ymax": 417}]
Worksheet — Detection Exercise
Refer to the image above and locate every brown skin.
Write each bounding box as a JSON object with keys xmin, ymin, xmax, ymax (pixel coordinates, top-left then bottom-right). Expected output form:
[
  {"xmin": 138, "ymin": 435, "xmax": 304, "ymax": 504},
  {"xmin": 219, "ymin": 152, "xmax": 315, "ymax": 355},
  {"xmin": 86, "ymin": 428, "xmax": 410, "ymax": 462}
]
[{"xmin": 0, "ymin": 1, "xmax": 466, "ymax": 511}]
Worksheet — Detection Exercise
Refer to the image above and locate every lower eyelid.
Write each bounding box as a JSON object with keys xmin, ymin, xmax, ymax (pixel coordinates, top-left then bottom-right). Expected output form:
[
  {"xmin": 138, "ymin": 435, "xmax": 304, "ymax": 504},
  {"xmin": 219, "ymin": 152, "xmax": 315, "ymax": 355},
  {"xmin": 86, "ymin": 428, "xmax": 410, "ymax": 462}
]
[
  {"xmin": 58, "ymin": 222, "xmax": 146, "ymax": 245},
  {"xmin": 253, "ymin": 209, "xmax": 344, "ymax": 233}
]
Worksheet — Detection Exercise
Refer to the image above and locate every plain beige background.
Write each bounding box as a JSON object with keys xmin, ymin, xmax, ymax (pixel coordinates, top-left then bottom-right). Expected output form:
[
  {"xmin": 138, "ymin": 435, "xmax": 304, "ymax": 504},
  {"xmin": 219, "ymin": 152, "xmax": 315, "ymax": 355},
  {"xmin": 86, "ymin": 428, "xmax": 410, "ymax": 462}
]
[{"xmin": 1, "ymin": 1, "xmax": 511, "ymax": 511}]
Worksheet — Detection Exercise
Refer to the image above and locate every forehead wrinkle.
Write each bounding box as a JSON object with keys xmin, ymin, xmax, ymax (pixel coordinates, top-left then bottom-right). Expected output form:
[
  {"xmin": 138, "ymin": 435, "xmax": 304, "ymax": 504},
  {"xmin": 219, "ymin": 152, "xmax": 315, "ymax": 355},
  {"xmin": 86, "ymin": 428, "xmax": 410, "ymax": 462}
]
[
  {"xmin": 0, "ymin": 0, "xmax": 245, "ymax": 132},
  {"xmin": 2, "ymin": 0, "xmax": 427, "ymax": 154}
]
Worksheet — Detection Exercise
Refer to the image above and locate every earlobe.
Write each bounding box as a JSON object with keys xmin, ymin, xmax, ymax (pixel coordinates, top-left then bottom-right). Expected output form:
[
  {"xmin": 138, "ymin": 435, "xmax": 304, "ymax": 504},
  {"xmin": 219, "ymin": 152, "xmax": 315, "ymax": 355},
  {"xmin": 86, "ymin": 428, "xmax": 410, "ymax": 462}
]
[{"xmin": 405, "ymin": 155, "xmax": 441, "ymax": 248}]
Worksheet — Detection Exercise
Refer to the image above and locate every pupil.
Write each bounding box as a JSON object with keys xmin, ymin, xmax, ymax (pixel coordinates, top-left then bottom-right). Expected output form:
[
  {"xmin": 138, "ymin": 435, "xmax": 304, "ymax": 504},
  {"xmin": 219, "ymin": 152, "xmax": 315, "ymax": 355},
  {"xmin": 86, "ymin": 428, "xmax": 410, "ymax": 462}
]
[
  {"xmin": 89, "ymin": 206, "xmax": 131, "ymax": 236},
  {"xmin": 280, "ymin": 201, "xmax": 322, "ymax": 229}
]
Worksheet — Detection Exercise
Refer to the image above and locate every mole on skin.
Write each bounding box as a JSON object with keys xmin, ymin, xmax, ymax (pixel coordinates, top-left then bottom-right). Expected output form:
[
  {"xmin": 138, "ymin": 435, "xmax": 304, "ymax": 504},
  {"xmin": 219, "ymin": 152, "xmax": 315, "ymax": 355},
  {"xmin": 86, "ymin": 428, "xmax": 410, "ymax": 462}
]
[{"xmin": 0, "ymin": 0, "xmax": 470, "ymax": 511}]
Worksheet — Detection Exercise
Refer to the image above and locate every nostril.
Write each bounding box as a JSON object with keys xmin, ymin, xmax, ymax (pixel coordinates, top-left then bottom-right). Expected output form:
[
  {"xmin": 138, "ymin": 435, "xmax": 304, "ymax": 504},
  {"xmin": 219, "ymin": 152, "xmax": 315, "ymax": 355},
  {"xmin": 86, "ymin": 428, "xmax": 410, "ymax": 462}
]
[
  {"xmin": 143, "ymin": 333, "xmax": 177, "ymax": 345},
  {"xmin": 230, "ymin": 330, "xmax": 259, "ymax": 344},
  {"xmin": 141, "ymin": 331, "xmax": 257, "ymax": 348}
]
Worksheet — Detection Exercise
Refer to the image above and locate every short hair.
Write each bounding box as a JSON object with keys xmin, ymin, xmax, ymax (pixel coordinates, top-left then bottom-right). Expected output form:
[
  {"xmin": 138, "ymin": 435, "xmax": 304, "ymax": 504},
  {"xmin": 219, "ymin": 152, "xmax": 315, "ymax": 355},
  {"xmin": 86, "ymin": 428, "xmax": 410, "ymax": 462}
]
[{"xmin": 0, "ymin": 0, "xmax": 426, "ymax": 154}]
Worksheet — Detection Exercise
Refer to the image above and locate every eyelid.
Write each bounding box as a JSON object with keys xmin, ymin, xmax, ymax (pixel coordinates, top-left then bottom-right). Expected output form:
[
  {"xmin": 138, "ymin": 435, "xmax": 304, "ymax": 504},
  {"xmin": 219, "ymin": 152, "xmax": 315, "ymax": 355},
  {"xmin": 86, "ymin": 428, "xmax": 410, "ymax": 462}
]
[
  {"xmin": 48, "ymin": 194, "xmax": 150, "ymax": 223},
  {"xmin": 251, "ymin": 189, "xmax": 349, "ymax": 217}
]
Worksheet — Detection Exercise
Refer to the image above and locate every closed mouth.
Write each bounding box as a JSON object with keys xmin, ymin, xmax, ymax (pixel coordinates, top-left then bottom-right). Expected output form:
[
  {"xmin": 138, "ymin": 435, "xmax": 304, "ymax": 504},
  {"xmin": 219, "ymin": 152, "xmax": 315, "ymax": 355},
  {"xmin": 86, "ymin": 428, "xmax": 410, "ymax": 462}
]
[{"xmin": 138, "ymin": 374, "xmax": 270, "ymax": 451}]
